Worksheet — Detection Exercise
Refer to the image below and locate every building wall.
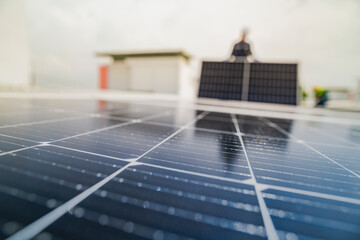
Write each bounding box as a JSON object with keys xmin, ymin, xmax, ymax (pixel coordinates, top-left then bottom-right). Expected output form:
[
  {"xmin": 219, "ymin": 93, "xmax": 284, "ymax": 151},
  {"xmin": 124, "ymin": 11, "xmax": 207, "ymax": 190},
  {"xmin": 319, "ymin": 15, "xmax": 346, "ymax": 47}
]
[
  {"xmin": 178, "ymin": 58, "xmax": 197, "ymax": 100},
  {"xmin": 108, "ymin": 61, "xmax": 129, "ymax": 90},
  {"xmin": 0, "ymin": 0, "xmax": 31, "ymax": 88}
]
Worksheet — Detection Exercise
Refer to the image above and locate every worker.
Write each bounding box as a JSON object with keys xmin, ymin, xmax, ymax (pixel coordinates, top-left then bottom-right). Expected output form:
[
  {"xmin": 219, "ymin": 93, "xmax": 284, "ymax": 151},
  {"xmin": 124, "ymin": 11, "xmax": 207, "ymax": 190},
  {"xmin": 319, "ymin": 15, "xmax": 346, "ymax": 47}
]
[{"xmin": 230, "ymin": 29, "xmax": 252, "ymax": 62}]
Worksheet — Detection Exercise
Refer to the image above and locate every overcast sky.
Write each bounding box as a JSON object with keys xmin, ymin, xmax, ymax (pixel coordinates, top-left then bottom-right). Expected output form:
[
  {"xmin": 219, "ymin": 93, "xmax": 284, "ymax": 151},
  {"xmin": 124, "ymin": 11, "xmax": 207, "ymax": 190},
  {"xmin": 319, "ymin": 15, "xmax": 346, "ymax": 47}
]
[{"xmin": 26, "ymin": 0, "xmax": 360, "ymax": 90}]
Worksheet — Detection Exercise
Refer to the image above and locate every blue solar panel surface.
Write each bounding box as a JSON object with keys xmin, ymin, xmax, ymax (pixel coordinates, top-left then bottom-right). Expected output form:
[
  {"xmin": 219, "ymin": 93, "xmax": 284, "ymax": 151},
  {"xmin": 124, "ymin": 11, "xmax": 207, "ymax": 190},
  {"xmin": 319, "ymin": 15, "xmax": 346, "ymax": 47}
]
[{"xmin": 0, "ymin": 98, "xmax": 359, "ymax": 240}]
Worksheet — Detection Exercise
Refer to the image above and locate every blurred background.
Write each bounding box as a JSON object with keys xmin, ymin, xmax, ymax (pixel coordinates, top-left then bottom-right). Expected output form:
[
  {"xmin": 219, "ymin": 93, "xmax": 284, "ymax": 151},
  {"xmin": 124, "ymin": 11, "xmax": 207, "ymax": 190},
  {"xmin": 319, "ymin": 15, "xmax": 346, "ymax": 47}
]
[{"xmin": 1, "ymin": 0, "xmax": 360, "ymax": 109}]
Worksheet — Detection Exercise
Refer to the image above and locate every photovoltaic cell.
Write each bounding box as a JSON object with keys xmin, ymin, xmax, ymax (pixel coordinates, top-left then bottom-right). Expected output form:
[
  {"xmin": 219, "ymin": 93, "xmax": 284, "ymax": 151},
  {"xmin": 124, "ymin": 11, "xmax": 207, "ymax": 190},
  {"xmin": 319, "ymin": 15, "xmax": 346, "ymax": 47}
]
[
  {"xmin": 262, "ymin": 189, "xmax": 360, "ymax": 240},
  {"xmin": 0, "ymin": 118, "xmax": 127, "ymax": 142},
  {"xmin": 306, "ymin": 144, "xmax": 360, "ymax": 176},
  {"xmin": 243, "ymin": 136, "xmax": 360, "ymax": 199},
  {"xmin": 55, "ymin": 123, "xmax": 178, "ymax": 159},
  {"xmin": 0, "ymin": 110, "xmax": 83, "ymax": 126},
  {"xmin": 0, "ymin": 135, "xmax": 35, "ymax": 153},
  {"xmin": 140, "ymin": 129, "xmax": 250, "ymax": 181},
  {"xmin": 43, "ymin": 165, "xmax": 265, "ymax": 240},
  {"xmin": 0, "ymin": 98, "xmax": 359, "ymax": 240}
]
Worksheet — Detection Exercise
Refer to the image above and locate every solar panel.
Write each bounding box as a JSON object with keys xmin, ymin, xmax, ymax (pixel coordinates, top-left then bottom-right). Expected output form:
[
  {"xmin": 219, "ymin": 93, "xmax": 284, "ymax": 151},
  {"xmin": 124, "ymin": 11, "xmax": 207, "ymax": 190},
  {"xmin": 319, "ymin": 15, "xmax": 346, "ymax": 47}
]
[
  {"xmin": 198, "ymin": 62, "xmax": 244, "ymax": 100},
  {"xmin": 248, "ymin": 63, "xmax": 298, "ymax": 105},
  {"xmin": 198, "ymin": 62, "xmax": 298, "ymax": 105},
  {"xmin": 0, "ymin": 98, "xmax": 359, "ymax": 240}
]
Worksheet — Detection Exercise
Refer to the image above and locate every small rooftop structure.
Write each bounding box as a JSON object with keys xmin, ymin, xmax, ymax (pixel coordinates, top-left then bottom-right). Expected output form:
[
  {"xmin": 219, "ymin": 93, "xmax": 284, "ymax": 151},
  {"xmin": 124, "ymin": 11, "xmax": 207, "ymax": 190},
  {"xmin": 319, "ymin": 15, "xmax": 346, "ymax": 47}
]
[{"xmin": 96, "ymin": 50, "xmax": 194, "ymax": 98}]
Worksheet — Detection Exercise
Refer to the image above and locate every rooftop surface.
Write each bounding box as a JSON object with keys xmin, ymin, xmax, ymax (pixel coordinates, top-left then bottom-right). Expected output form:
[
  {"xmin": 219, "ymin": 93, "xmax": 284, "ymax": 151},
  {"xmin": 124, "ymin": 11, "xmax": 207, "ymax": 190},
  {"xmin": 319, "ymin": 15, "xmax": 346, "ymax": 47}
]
[{"xmin": 0, "ymin": 93, "xmax": 359, "ymax": 240}]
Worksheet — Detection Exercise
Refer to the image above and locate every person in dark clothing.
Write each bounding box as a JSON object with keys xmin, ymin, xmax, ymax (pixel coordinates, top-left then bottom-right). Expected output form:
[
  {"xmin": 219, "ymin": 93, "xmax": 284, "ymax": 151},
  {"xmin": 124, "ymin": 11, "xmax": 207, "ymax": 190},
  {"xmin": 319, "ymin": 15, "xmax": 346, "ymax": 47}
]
[{"xmin": 231, "ymin": 30, "xmax": 252, "ymax": 61}]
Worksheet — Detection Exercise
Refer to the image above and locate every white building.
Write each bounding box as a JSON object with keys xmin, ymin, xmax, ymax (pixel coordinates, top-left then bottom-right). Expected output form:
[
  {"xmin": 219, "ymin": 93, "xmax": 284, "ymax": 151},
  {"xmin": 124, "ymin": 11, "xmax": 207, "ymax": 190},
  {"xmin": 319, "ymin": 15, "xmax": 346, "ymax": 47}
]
[{"xmin": 96, "ymin": 50, "xmax": 196, "ymax": 99}]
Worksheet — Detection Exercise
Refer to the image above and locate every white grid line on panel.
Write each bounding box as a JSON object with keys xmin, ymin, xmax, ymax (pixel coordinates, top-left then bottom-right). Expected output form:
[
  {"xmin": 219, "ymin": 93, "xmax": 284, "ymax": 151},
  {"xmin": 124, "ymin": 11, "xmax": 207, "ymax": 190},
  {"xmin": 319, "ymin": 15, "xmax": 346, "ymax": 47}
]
[{"xmin": 231, "ymin": 114, "xmax": 279, "ymax": 240}]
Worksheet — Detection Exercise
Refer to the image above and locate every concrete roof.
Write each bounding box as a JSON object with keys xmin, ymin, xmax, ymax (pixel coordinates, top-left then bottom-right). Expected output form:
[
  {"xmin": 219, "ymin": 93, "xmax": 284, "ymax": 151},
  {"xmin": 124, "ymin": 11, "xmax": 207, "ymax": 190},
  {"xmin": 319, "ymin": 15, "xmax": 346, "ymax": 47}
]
[{"xmin": 96, "ymin": 50, "xmax": 191, "ymax": 61}]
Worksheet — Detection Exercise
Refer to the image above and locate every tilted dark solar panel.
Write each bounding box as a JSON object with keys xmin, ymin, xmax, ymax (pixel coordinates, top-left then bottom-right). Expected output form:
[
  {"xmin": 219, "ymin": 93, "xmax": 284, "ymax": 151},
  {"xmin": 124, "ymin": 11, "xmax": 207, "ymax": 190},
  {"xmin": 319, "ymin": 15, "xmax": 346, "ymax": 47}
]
[{"xmin": 198, "ymin": 62, "xmax": 298, "ymax": 105}]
